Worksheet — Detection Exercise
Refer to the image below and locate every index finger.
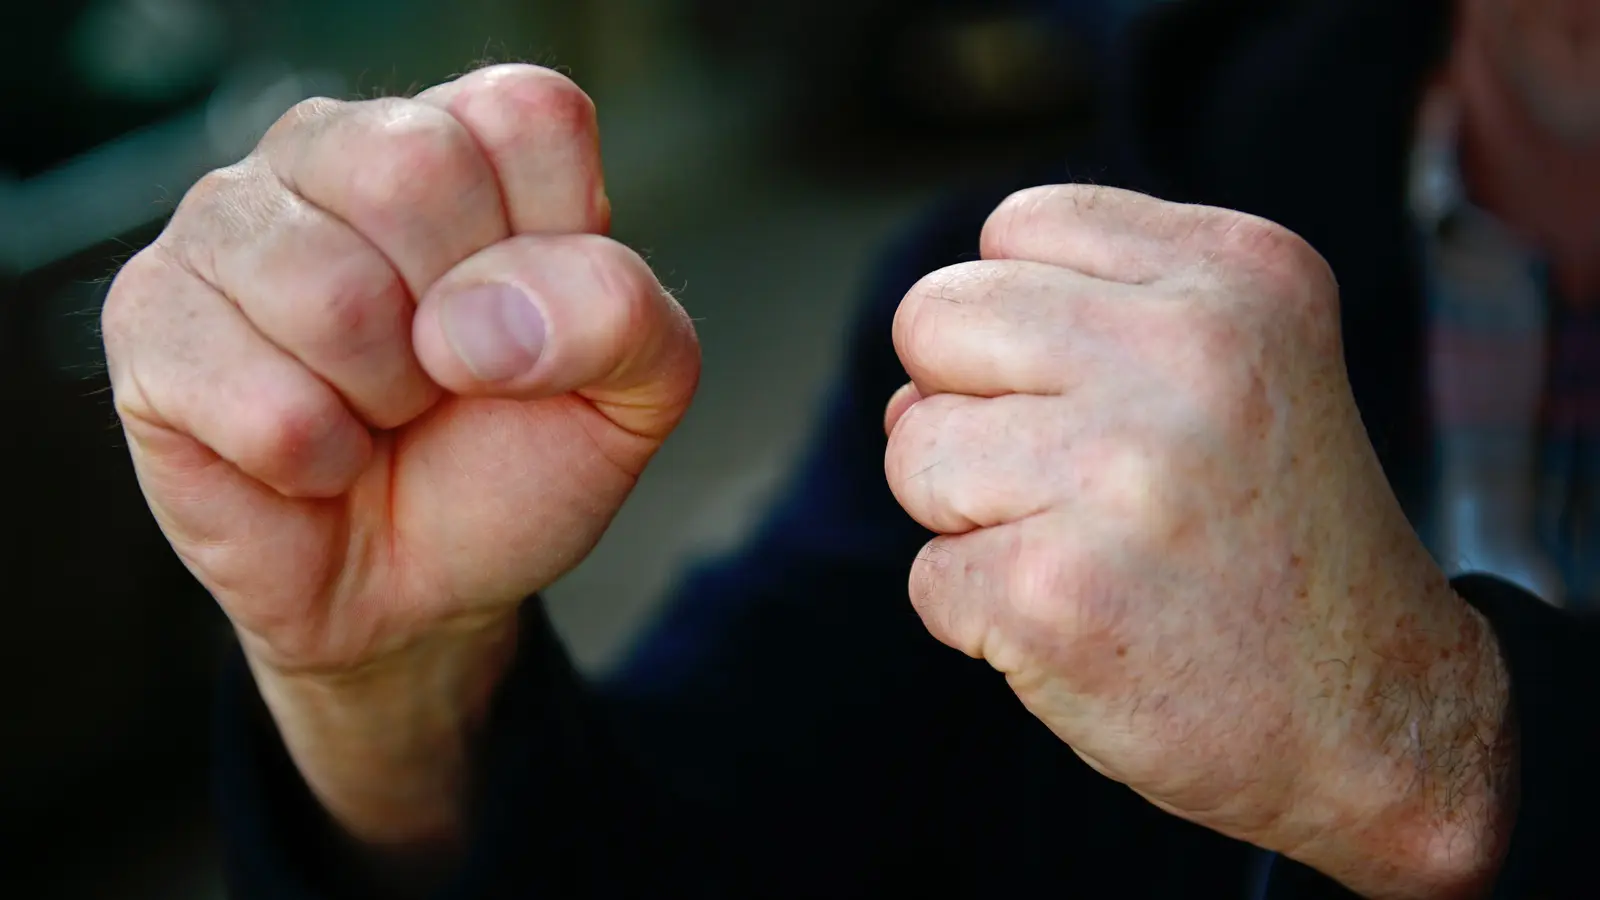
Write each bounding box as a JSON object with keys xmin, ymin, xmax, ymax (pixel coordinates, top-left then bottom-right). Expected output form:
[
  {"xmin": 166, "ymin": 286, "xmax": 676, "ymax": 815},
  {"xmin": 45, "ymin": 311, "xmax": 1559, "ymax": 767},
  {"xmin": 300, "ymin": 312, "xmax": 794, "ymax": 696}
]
[
  {"xmin": 416, "ymin": 64, "xmax": 610, "ymax": 236},
  {"xmin": 892, "ymin": 258, "xmax": 1143, "ymax": 397},
  {"xmin": 980, "ymin": 184, "xmax": 1230, "ymax": 284}
]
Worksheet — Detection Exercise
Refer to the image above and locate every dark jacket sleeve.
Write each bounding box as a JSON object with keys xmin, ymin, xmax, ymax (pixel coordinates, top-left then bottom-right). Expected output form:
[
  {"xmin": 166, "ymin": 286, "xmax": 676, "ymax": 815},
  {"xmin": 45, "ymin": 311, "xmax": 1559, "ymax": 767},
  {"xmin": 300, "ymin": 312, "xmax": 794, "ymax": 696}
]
[
  {"xmin": 1452, "ymin": 575, "xmax": 1600, "ymax": 898},
  {"xmin": 1261, "ymin": 574, "xmax": 1600, "ymax": 898},
  {"xmin": 211, "ymin": 189, "xmax": 1028, "ymax": 899},
  {"xmin": 214, "ymin": 597, "xmax": 746, "ymax": 899}
]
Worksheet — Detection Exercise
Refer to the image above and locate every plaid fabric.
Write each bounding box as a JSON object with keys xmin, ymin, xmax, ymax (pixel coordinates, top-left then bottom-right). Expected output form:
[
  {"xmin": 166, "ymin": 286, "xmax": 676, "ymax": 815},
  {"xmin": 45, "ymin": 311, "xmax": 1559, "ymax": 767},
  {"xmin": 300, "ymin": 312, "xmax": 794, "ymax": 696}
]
[{"xmin": 1411, "ymin": 85, "xmax": 1597, "ymax": 607}]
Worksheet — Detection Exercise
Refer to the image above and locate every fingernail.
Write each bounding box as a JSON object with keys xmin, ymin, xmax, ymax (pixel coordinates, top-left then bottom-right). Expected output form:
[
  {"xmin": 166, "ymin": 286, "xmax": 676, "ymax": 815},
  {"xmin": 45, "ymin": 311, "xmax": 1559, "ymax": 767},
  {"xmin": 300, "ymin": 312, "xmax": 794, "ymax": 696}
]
[{"xmin": 439, "ymin": 283, "xmax": 546, "ymax": 382}]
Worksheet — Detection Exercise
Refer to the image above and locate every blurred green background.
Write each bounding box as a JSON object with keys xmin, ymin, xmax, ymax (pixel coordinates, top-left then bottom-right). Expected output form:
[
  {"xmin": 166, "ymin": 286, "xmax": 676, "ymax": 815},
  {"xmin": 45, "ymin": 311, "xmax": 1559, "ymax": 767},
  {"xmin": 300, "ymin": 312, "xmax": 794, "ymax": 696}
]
[{"xmin": 1, "ymin": 0, "xmax": 1154, "ymax": 895}]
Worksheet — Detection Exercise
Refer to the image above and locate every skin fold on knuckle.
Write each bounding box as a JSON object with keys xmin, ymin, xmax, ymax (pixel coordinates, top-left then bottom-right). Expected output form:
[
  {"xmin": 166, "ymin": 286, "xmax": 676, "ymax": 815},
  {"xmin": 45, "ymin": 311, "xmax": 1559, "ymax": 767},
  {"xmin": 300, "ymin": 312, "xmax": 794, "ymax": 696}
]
[
  {"xmin": 932, "ymin": 399, "xmax": 1024, "ymax": 531},
  {"xmin": 1005, "ymin": 543, "xmax": 1071, "ymax": 639},
  {"xmin": 264, "ymin": 96, "xmax": 345, "ymax": 148},
  {"xmin": 257, "ymin": 98, "xmax": 350, "ymax": 194},
  {"xmin": 572, "ymin": 236, "xmax": 665, "ymax": 377},
  {"xmin": 1076, "ymin": 435, "xmax": 1171, "ymax": 535},
  {"xmin": 1003, "ymin": 528, "xmax": 1125, "ymax": 670},
  {"xmin": 582, "ymin": 235, "xmax": 655, "ymax": 317},
  {"xmin": 237, "ymin": 390, "xmax": 359, "ymax": 493},
  {"xmin": 343, "ymin": 101, "xmax": 491, "ymax": 222},
  {"xmin": 169, "ymin": 163, "xmax": 256, "ymax": 231},
  {"xmin": 159, "ymin": 161, "xmax": 288, "ymax": 283},
  {"xmin": 298, "ymin": 250, "xmax": 413, "ymax": 367}
]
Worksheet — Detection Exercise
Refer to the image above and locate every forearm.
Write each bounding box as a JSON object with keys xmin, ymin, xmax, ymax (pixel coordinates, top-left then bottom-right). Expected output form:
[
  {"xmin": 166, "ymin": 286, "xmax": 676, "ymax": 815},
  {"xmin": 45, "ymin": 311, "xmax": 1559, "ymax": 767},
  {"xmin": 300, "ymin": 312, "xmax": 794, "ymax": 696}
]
[{"xmin": 242, "ymin": 611, "xmax": 520, "ymax": 861}]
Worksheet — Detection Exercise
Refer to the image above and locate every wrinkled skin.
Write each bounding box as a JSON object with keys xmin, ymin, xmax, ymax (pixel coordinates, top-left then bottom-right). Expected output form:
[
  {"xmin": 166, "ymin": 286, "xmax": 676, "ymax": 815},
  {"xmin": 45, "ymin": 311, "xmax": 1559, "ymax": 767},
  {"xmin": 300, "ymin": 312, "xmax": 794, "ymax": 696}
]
[
  {"xmin": 103, "ymin": 65, "xmax": 700, "ymax": 678},
  {"xmin": 104, "ymin": 58, "xmax": 1510, "ymax": 897},
  {"xmin": 102, "ymin": 65, "xmax": 700, "ymax": 847},
  {"xmin": 884, "ymin": 185, "xmax": 1513, "ymax": 899}
]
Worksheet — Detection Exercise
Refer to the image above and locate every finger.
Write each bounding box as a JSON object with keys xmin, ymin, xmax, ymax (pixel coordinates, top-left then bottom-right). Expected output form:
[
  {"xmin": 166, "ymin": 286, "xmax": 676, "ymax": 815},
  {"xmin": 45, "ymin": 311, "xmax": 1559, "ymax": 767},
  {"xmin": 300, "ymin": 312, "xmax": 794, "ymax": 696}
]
[
  {"xmin": 981, "ymin": 184, "xmax": 1229, "ymax": 284},
  {"xmin": 413, "ymin": 233, "xmax": 700, "ymax": 439},
  {"xmin": 260, "ymin": 95, "xmax": 509, "ymax": 298},
  {"xmin": 892, "ymin": 258, "xmax": 1137, "ymax": 396},
  {"xmin": 416, "ymin": 64, "xmax": 610, "ymax": 236},
  {"xmin": 102, "ymin": 248, "xmax": 372, "ymax": 500},
  {"xmin": 885, "ymin": 392, "xmax": 1062, "ymax": 534},
  {"xmin": 119, "ymin": 408, "xmax": 351, "ymax": 620},
  {"xmin": 908, "ymin": 517, "xmax": 1109, "ymax": 672},
  {"xmin": 883, "ymin": 382, "xmax": 921, "ymax": 435},
  {"xmin": 908, "ymin": 526, "xmax": 1029, "ymax": 661},
  {"xmin": 160, "ymin": 160, "xmax": 439, "ymax": 429}
]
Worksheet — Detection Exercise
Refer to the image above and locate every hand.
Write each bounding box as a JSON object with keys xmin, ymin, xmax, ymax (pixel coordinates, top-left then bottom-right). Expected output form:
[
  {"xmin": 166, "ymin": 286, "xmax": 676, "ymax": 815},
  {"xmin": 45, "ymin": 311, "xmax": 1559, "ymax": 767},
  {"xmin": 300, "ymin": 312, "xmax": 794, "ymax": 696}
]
[
  {"xmin": 884, "ymin": 185, "xmax": 1515, "ymax": 898},
  {"xmin": 103, "ymin": 65, "xmax": 699, "ymax": 847}
]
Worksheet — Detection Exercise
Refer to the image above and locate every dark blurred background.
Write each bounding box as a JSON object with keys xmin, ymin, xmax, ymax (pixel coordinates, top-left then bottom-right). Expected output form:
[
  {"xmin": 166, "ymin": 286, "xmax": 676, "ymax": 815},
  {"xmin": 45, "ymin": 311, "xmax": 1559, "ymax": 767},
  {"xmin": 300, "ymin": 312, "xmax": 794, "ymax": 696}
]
[{"xmin": 2, "ymin": 1, "xmax": 1162, "ymax": 895}]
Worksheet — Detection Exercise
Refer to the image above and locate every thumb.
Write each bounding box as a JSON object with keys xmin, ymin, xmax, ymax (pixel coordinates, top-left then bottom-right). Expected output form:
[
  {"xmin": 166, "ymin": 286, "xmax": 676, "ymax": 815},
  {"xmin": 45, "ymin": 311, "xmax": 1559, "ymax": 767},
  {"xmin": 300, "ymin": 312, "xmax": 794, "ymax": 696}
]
[{"xmin": 413, "ymin": 233, "xmax": 700, "ymax": 439}]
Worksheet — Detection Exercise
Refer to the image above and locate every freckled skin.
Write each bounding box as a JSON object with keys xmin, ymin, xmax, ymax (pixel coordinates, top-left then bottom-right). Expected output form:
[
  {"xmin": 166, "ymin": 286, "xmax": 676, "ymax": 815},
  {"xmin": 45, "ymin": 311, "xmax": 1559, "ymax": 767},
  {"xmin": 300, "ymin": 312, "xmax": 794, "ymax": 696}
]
[
  {"xmin": 885, "ymin": 185, "xmax": 1513, "ymax": 899},
  {"xmin": 103, "ymin": 65, "xmax": 700, "ymax": 851}
]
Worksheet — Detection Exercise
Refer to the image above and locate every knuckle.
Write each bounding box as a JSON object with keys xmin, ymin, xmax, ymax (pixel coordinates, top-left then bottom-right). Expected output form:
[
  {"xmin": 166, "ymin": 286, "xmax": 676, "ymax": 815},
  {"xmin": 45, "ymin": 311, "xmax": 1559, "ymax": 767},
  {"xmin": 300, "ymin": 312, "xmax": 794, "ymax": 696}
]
[
  {"xmin": 302, "ymin": 253, "xmax": 411, "ymax": 363},
  {"xmin": 176, "ymin": 165, "xmax": 244, "ymax": 214},
  {"xmin": 1217, "ymin": 213, "xmax": 1299, "ymax": 263},
  {"xmin": 473, "ymin": 64, "xmax": 597, "ymax": 135},
  {"xmin": 1005, "ymin": 536, "xmax": 1120, "ymax": 646},
  {"xmin": 102, "ymin": 247, "xmax": 202, "ymax": 361},
  {"xmin": 346, "ymin": 100, "xmax": 484, "ymax": 213},
  {"xmin": 576, "ymin": 234, "xmax": 657, "ymax": 324},
  {"xmin": 100, "ymin": 250, "xmax": 165, "ymax": 354},
  {"xmin": 1165, "ymin": 281, "xmax": 1300, "ymax": 440},
  {"xmin": 1005, "ymin": 538, "xmax": 1067, "ymax": 631},
  {"xmin": 170, "ymin": 160, "xmax": 283, "ymax": 252},
  {"xmin": 567, "ymin": 234, "xmax": 662, "ymax": 359},
  {"xmin": 241, "ymin": 391, "xmax": 350, "ymax": 478},
  {"xmin": 1215, "ymin": 213, "xmax": 1336, "ymax": 297},
  {"xmin": 265, "ymin": 96, "xmax": 345, "ymax": 144},
  {"xmin": 576, "ymin": 234, "xmax": 654, "ymax": 304},
  {"xmin": 1081, "ymin": 439, "xmax": 1173, "ymax": 534}
]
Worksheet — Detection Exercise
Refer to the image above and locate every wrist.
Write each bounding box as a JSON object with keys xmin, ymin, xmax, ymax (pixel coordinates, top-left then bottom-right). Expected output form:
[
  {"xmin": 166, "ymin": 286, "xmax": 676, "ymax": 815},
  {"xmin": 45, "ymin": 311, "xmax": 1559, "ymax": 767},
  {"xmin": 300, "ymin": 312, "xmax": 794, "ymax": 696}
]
[
  {"xmin": 1295, "ymin": 586, "xmax": 1517, "ymax": 899},
  {"xmin": 244, "ymin": 610, "xmax": 521, "ymax": 849},
  {"xmin": 1414, "ymin": 602, "xmax": 1510, "ymax": 890},
  {"xmin": 1396, "ymin": 600, "xmax": 1517, "ymax": 897}
]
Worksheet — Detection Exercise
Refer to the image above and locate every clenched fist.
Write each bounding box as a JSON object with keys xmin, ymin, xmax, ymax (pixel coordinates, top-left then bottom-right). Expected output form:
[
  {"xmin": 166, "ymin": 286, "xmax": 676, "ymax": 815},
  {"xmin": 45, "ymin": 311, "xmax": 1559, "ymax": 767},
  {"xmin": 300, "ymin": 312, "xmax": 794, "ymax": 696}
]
[
  {"xmin": 884, "ymin": 185, "xmax": 1514, "ymax": 898},
  {"xmin": 102, "ymin": 66, "xmax": 698, "ymax": 846}
]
